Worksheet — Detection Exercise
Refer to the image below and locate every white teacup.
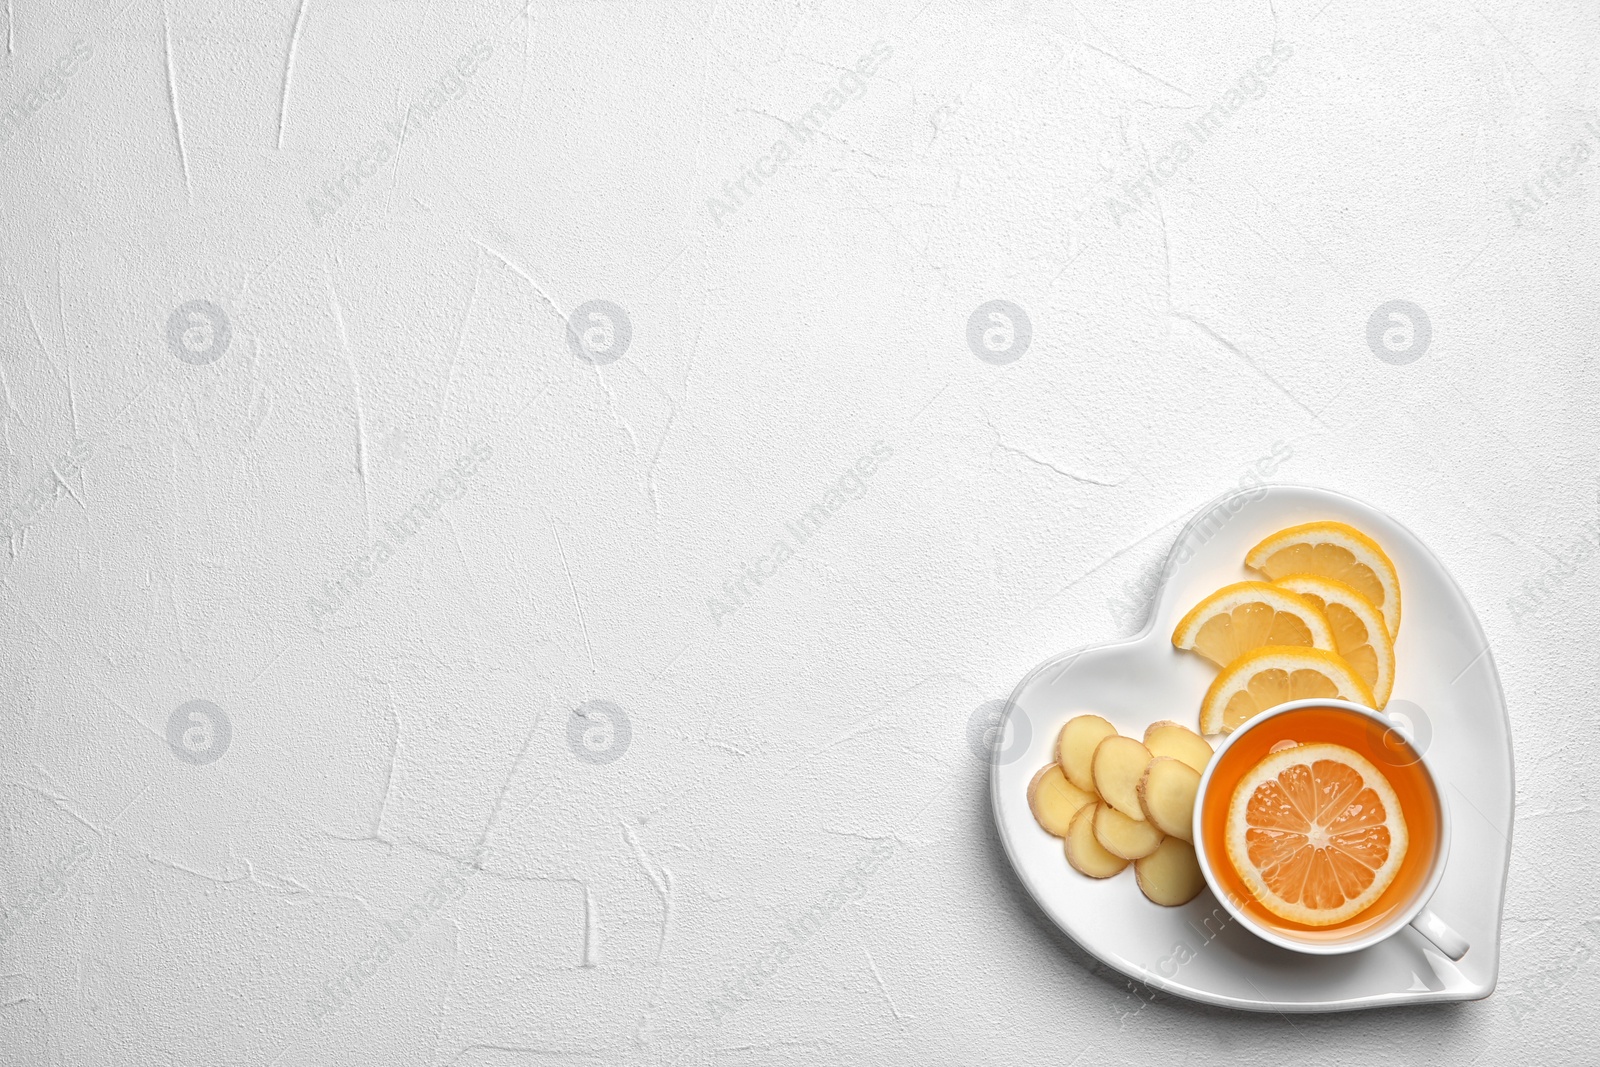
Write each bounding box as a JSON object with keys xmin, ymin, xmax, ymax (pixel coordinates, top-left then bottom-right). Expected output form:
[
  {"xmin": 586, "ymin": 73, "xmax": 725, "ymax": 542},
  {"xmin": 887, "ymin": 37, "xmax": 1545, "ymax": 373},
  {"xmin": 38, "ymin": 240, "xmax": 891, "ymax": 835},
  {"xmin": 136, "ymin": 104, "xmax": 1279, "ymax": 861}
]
[{"xmin": 1191, "ymin": 699, "xmax": 1468, "ymax": 959}]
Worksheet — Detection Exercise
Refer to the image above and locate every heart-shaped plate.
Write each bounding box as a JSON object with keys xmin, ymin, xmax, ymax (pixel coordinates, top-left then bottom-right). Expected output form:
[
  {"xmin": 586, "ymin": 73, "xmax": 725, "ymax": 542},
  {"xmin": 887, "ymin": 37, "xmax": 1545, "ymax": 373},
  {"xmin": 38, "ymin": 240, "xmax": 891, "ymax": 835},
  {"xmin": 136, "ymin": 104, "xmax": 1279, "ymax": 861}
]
[{"xmin": 989, "ymin": 484, "xmax": 1512, "ymax": 1010}]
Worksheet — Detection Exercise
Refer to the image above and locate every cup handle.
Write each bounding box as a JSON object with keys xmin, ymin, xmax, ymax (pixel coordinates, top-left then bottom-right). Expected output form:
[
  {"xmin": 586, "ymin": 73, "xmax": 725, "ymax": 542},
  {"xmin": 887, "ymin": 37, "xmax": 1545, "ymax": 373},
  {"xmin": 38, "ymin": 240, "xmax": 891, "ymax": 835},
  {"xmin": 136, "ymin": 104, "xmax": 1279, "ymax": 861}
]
[{"xmin": 1409, "ymin": 907, "xmax": 1469, "ymax": 960}]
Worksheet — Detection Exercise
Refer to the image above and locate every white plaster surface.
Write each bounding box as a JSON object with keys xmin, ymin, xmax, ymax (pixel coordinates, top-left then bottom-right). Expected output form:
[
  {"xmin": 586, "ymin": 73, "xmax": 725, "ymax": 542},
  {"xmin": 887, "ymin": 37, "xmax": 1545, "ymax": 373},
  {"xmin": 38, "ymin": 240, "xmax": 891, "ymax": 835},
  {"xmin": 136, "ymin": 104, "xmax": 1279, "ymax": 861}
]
[{"xmin": 0, "ymin": 0, "xmax": 1596, "ymax": 1064}]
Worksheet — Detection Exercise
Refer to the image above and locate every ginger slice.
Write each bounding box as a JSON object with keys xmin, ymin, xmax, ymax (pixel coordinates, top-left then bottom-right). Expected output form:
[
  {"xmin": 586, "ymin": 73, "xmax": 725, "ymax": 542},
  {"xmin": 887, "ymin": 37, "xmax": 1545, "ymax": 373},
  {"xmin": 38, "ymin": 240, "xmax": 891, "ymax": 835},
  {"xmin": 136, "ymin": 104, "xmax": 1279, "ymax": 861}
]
[
  {"xmin": 1135, "ymin": 838, "xmax": 1206, "ymax": 906},
  {"xmin": 1137, "ymin": 756, "xmax": 1201, "ymax": 842},
  {"xmin": 1056, "ymin": 714, "xmax": 1116, "ymax": 793},
  {"xmin": 1065, "ymin": 803, "xmax": 1129, "ymax": 879},
  {"xmin": 1093, "ymin": 802, "xmax": 1164, "ymax": 860},
  {"xmin": 1028, "ymin": 764, "xmax": 1094, "ymax": 836},
  {"xmin": 1142, "ymin": 720, "xmax": 1213, "ymax": 773},
  {"xmin": 1092, "ymin": 735, "xmax": 1152, "ymax": 821}
]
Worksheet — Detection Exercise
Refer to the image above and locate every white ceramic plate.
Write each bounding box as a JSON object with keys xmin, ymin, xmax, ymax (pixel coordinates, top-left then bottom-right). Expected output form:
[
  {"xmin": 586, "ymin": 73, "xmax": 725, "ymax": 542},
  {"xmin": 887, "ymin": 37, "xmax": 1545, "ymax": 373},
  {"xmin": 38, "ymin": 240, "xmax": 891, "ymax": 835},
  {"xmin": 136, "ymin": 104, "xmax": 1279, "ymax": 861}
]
[{"xmin": 990, "ymin": 484, "xmax": 1513, "ymax": 1011}]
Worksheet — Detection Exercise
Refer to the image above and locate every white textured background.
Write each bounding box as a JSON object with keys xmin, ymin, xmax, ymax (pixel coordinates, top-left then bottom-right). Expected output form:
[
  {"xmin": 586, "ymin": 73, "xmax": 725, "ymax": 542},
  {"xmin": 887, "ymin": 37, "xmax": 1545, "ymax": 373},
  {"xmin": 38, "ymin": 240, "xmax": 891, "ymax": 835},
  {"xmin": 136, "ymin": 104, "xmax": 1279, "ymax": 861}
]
[{"xmin": 1, "ymin": 0, "xmax": 1597, "ymax": 1064}]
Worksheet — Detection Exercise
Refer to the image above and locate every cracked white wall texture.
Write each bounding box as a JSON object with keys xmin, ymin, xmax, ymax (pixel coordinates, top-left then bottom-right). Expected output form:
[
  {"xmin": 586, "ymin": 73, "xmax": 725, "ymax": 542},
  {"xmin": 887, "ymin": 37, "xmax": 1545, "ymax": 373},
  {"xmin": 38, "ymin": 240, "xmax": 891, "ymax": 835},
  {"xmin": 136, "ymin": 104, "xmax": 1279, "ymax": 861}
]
[{"xmin": 0, "ymin": 0, "xmax": 1596, "ymax": 1064}]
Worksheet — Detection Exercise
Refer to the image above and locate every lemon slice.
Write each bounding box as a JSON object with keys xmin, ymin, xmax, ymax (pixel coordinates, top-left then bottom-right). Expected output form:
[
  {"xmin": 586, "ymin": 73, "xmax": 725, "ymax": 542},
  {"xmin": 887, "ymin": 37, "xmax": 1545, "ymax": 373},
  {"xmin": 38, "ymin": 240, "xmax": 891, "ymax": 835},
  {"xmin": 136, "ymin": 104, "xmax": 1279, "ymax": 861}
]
[
  {"xmin": 1272, "ymin": 575, "xmax": 1395, "ymax": 708},
  {"xmin": 1245, "ymin": 521, "xmax": 1401, "ymax": 638},
  {"xmin": 1199, "ymin": 646, "xmax": 1376, "ymax": 734},
  {"xmin": 1172, "ymin": 582, "xmax": 1334, "ymax": 668},
  {"xmin": 1225, "ymin": 743, "xmax": 1408, "ymax": 926}
]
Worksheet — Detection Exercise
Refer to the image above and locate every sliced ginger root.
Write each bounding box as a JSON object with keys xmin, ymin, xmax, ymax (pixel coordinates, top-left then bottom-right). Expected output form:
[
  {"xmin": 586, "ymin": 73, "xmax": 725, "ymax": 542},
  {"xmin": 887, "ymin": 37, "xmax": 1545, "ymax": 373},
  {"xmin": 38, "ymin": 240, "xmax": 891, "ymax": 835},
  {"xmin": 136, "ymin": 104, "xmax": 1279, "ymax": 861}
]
[
  {"xmin": 1134, "ymin": 838, "xmax": 1206, "ymax": 906},
  {"xmin": 1091, "ymin": 735, "xmax": 1152, "ymax": 821},
  {"xmin": 1143, "ymin": 720, "xmax": 1213, "ymax": 773},
  {"xmin": 1093, "ymin": 803, "xmax": 1164, "ymax": 860},
  {"xmin": 1064, "ymin": 804, "xmax": 1129, "ymax": 879},
  {"xmin": 1137, "ymin": 757, "xmax": 1201, "ymax": 842},
  {"xmin": 1028, "ymin": 764, "xmax": 1094, "ymax": 836},
  {"xmin": 1056, "ymin": 714, "xmax": 1116, "ymax": 793}
]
